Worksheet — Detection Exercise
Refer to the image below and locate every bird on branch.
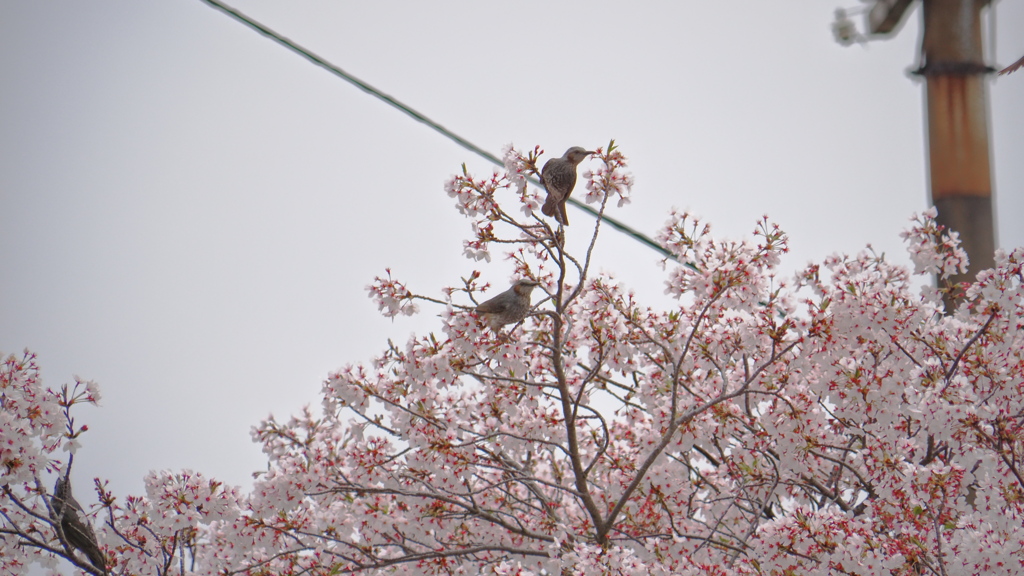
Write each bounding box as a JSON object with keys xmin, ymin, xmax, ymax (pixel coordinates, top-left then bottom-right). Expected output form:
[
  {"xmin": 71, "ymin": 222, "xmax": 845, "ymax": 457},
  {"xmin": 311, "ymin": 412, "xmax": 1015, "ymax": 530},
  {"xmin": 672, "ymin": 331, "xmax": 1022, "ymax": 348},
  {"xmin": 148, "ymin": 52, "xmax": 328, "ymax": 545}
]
[
  {"xmin": 51, "ymin": 468, "xmax": 107, "ymax": 574},
  {"xmin": 541, "ymin": 146, "xmax": 595, "ymax": 226},
  {"xmin": 475, "ymin": 279, "xmax": 540, "ymax": 332}
]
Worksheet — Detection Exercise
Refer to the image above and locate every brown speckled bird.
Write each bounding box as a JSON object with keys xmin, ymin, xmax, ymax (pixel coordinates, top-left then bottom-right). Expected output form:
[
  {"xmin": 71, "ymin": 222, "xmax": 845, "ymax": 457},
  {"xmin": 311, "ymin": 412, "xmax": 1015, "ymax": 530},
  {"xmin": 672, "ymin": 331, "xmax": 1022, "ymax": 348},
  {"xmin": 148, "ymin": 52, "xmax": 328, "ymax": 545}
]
[
  {"xmin": 541, "ymin": 146, "xmax": 595, "ymax": 226},
  {"xmin": 475, "ymin": 279, "xmax": 540, "ymax": 331},
  {"xmin": 51, "ymin": 472, "xmax": 107, "ymax": 574}
]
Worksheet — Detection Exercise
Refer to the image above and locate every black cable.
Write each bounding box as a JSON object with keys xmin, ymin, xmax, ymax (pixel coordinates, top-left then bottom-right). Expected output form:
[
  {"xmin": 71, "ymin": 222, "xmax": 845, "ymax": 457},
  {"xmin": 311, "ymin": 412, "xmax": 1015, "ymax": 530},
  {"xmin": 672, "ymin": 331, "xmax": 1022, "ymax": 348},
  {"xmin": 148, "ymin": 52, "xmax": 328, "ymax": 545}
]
[{"xmin": 199, "ymin": 0, "xmax": 673, "ymax": 259}]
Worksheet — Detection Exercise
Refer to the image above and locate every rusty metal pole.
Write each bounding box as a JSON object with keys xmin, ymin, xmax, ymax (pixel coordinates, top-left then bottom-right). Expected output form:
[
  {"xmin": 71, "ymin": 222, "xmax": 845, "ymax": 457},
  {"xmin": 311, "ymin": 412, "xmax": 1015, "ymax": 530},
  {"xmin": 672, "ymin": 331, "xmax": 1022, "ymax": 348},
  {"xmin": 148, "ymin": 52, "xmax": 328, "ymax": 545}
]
[{"xmin": 917, "ymin": 0, "xmax": 996, "ymax": 306}]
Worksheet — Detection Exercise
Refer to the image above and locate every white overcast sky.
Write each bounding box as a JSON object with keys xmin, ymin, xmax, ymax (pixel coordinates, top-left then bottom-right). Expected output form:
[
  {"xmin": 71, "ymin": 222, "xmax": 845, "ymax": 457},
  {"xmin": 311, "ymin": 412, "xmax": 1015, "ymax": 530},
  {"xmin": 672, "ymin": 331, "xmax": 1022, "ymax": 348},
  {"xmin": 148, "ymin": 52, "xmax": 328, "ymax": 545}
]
[{"xmin": 2, "ymin": 1, "xmax": 1022, "ymax": 503}]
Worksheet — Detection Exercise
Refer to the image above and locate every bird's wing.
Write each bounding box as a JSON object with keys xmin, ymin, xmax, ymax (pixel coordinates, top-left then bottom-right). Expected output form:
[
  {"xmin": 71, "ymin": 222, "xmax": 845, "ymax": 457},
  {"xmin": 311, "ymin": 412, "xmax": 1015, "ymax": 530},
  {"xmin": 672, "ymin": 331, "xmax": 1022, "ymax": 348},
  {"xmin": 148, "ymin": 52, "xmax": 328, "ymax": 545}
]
[
  {"xmin": 541, "ymin": 192, "xmax": 558, "ymax": 216},
  {"xmin": 1000, "ymin": 54, "xmax": 1024, "ymax": 76},
  {"xmin": 542, "ymin": 161, "xmax": 577, "ymax": 199},
  {"xmin": 476, "ymin": 293, "xmax": 510, "ymax": 314}
]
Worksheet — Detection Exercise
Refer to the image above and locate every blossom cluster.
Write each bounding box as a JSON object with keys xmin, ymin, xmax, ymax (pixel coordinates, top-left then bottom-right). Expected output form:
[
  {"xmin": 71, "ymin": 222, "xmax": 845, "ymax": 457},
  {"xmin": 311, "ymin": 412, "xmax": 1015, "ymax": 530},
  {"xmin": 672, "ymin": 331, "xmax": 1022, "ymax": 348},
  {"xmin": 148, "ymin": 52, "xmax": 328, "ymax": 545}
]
[
  {"xmin": 583, "ymin": 142, "xmax": 633, "ymax": 208},
  {"xmin": 0, "ymin": 352, "xmax": 103, "ymax": 574},
  {"xmin": 900, "ymin": 207, "xmax": 970, "ymax": 280},
  {"xmin": 366, "ymin": 268, "xmax": 420, "ymax": 317}
]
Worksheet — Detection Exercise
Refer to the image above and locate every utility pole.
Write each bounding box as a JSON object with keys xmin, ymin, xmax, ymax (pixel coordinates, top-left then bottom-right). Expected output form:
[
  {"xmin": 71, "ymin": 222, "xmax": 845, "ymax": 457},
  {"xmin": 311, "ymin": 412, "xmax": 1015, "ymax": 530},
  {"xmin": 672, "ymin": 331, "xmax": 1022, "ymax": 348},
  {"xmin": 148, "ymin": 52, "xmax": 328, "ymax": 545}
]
[
  {"xmin": 842, "ymin": 0, "xmax": 997, "ymax": 307},
  {"xmin": 916, "ymin": 0, "xmax": 995, "ymax": 295}
]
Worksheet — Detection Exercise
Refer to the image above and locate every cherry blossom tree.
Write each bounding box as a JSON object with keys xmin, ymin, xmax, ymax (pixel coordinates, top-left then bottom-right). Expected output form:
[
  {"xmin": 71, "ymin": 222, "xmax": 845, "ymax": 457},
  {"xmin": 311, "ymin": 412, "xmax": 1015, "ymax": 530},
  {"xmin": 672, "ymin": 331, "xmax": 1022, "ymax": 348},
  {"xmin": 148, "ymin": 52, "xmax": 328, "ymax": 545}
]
[
  {"xmin": 0, "ymin": 353, "xmax": 244, "ymax": 575},
  {"xmin": 3, "ymin": 143, "xmax": 1023, "ymax": 575}
]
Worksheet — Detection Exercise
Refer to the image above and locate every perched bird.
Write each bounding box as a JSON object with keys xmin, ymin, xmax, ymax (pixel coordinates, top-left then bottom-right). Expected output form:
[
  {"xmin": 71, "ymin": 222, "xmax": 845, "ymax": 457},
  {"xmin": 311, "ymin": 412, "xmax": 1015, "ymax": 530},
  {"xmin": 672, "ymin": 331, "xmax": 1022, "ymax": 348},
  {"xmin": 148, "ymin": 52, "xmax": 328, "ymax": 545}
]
[
  {"xmin": 541, "ymin": 146, "xmax": 595, "ymax": 226},
  {"xmin": 51, "ymin": 472, "xmax": 107, "ymax": 574},
  {"xmin": 1000, "ymin": 54, "xmax": 1024, "ymax": 76},
  {"xmin": 475, "ymin": 279, "xmax": 540, "ymax": 331}
]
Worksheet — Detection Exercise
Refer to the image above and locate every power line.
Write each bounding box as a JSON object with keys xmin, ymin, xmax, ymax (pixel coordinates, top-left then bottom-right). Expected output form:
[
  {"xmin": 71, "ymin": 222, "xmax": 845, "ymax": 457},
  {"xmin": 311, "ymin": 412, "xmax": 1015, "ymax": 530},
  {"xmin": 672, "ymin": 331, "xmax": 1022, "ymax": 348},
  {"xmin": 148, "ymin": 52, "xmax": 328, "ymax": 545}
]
[{"xmin": 199, "ymin": 0, "xmax": 672, "ymax": 259}]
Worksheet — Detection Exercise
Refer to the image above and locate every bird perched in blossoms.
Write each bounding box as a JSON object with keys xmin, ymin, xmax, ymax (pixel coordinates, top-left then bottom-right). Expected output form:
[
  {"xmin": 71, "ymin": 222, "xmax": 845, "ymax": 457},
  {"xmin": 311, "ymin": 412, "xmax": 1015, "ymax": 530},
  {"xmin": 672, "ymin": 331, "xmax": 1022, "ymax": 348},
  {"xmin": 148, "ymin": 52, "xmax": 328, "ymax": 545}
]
[
  {"xmin": 475, "ymin": 279, "xmax": 540, "ymax": 331},
  {"xmin": 51, "ymin": 470, "xmax": 107, "ymax": 574},
  {"xmin": 541, "ymin": 146, "xmax": 595, "ymax": 226}
]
